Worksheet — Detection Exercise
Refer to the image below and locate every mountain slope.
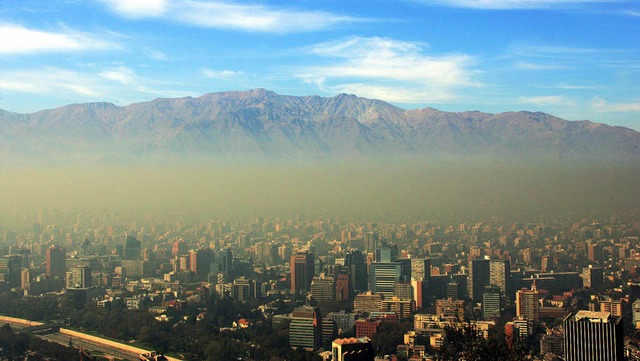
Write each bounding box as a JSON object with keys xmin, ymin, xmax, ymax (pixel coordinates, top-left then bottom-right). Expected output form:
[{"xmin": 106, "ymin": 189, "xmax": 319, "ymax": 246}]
[{"xmin": 0, "ymin": 89, "xmax": 638, "ymax": 164}]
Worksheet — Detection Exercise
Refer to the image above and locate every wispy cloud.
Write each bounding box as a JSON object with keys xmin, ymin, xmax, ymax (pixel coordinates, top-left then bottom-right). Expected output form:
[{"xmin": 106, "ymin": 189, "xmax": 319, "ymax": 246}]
[
  {"xmin": 518, "ymin": 95, "xmax": 573, "ymax": 106},
  {"xmin": 0, "ymin": 24, "xmax": 118, "ymax": 54},
  {"xmin": 535, "ymin": 83, "xmax": 597, "ymax": 90},
  {"xmin": 418, "ymin": 0, "xmax": 615, "ymax": 10},
  {"xmin": 297, "ymin": 37, "xmax": 478, "ymax": 104},
  {"xmin": 0, "ymin": 67, "xmax": 101, "ymax": 96},
  {"xmin": 515, "ymin": 62, "xmax": 569, "ymax": 70},
  {"xmin": 201, "ymin": 68, "xmax": 243, "ymax": 79},
  {"xmin": 99, "ymin": 66, "xmax": 135, "ymax": 85},
  {"xmin": 508, "ymin": 44, "xmax": 613, "ymax": 59},
  {"xmin": 101, "ymin": 0, "xmax": 357, "ymax": 33},
  {"xmin": 592, "ymin": 98, "xmax": 640, "ymax": 112}
]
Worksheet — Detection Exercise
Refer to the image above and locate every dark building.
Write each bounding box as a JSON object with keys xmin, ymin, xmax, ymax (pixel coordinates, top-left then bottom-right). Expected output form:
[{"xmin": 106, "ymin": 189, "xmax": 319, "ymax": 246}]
[
  {"xmin": 0, "ymin": 255, "xmax": 22, "ymax": 288},
  {"xmin": 345, "ymin": 250, "xmax": 368, "ymax": 292},
  {"xmin": 122, "ymin": 235, "xmax": 141, "ymax": 260},
  {"xmin": 563, "ymin": 311, "xmax": 623, "ymax": 361},
  {"xmin": 189, "ymin": 249, "xmax": 212, "ymax": 280},
  {"xmin": 46, "ymin": 246, "xmax": 66, "ymax": 278},
  {"xmin": 375, "ymin": 243, "xmax": 398, "ymax": 263},
  {"xmin": 291, "ymin": 251, "xmax": 315, "ymax": 293},
  {"xmin": 468, "ymin": 258, "xmax": 491, "ymax": 303},
  {"xmin": 369, "ymin": 262, "xmax": 401, "ymax": 295}
]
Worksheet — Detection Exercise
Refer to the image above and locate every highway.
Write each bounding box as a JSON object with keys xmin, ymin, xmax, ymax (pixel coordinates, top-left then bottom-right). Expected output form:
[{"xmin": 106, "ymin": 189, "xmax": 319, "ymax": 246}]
[{"xmin": 0, "ymin": 315, "xmax": 183, "ymax": 361}]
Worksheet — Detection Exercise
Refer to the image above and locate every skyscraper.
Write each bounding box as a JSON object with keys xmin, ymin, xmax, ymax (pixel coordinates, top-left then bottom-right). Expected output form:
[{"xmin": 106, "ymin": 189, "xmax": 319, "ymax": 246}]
[
  {"xmin": 564, "ymin": 311, "xmax": 623, "ymax": 361},
  {"xmin": 291, "ymin": 251, "xmax": 315, "ymax": 293},
  {"xmin": 46, "ymin": 245, "xmax": 66, "ymax": 278},
  {"xmin": 516, "ymin": 282, "xmax": 540, "ymax": 324},
  {"xmin": 468, "ymin": 258, "xmax": 490, "ymax": 303},
  {"xmin": 346, "ymin": 250, "xmax": 368, "ymax": 292},
  {"xmin": 369, "ymin": 262, "xmax": 401, "ymax": 295},
  {"xmin": 482, "ymin": 286, "xmax": 501, "ymax": 320},
  {"xmin": 489, "ymin": 259, "xmax": 510, "ymax": 297},
  {"xmin": 290, "ymin": 306, "xmax": 323, "ymax": 350},
  {"xmin": 122, "ymin": 234, "xmax": 141, "ymax": 260},
  {"xmin": 375, "ymin": 243, "xmax": 398, "ymax": 263},
  {"xmin": 189, "ymin": 249, "xmax": 212, "ymax": 280}
]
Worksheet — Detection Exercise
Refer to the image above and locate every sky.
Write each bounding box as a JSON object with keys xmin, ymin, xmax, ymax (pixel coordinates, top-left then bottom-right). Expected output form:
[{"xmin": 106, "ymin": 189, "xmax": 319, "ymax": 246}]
[{"xmin": 0, "ymin": 0, "xmax": 639, "ymax": 130}]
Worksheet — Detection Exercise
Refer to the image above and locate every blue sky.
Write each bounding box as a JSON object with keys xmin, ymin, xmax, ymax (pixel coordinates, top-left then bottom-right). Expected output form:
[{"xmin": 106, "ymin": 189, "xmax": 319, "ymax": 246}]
[{"xmin": 0, "ymin": 0, "xmax": 639, "ymax": 129}]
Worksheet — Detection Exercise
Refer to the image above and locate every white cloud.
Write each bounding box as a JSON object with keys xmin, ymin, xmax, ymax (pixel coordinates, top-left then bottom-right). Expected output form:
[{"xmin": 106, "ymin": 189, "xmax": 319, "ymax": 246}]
[
  {"xmin": 201, "ymin": 68, "xmax": 243, "ymax": 79},
  {"xmin": 297, "ymin": 37, "xmax": 477, "ymax": 104},
  {"xmin": 101, "ymin": 0, "xmax": 356, "ymax": 33},
  {"xmin": 100, "ymin": 0, "xmax": 168, "ymax": 17},
  {"xmin": 99, "ymin": 66, "xmax": 135, "ymax": 85},
  {"xmin": 592, "ymin": 98, "xmax": 640, "ymax": 112},
  {"xmin": 0, "ymin": 24, "xmax": 117, "ymax": 54},
  {"xmin": 518, "ymin": 95, "xmax": 572, "ymax": 106},
  {"xmin": 515, "ymin": 62, "xmax": 569, "ymax": 70},
  {"xmin": 419, "ymin": 0, "xmax": 613, "ymax": 10},
  {"xmin": 0, "ymin": 67, "xmax": 101, "ymax": 96}
]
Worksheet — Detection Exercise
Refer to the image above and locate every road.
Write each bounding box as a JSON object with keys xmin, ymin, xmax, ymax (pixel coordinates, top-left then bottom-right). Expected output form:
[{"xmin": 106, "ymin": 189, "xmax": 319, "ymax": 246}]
[{"xmin": 0, "ymin": 315, "xmax": 183, "ymax": 361}]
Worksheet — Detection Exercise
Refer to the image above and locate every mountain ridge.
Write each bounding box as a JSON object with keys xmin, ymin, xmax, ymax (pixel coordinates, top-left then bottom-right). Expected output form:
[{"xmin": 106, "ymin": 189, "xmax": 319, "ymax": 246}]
[{"xmin": 0, "ymin": 89, "xmax": 638, "ymax": 164}]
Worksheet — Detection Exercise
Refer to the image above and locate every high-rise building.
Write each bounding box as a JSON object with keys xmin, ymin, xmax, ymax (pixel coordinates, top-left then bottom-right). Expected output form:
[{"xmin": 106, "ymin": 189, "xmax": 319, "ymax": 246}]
[
  {"xmin": 541, "ymin": 255, "xmax": 556, "ymax": 273},
  {"xmin": 311, "ymin": 274, "xmax": 335, "ymax": 302},
  {"xmin": 68, "ymin": 265, "xmax": 92, "ymax": 288},
  {"xmin": 364, "ymin": 232, "xmax": 378, "ymax": 253},
  {"xmin": 410, "ymin": 258, "xmax": 431, "ymax": 283},
  {"xmin": 122, "ymin": 234, "xmax": 141, "ymax": 260},
  {"xmin": 291, "ymin": 251, "xmax": 315, "ymax": 293},
  {"xmin": 232, "ymin": 277, "xmax": 258, "ymax": 302},
  {"xmin": 369, "ymin": 263, "xmax": 401, "ymax": 295},
  {"xmin": 468, "ymin": 258, "xmax": 491, "ymax": 303},
  {"xmin": 0, "ymin": 255, "xmax": 22, "ymax": 288},
  {"xmin": 582, "ymin": 265, "xmax": 604, "ymax": 290},
  {"xmin": 489, "ymin": 260, "xmax": 510, "ymax": 297},
  {"xmin": 46, "ymin": 246, "xmax": 66, "ymax": 278},
  {"xmin": 345, "ymin": 250, "xmax": 368, "ymax": 292},
  {"xmin": 563, "ymin": 311, "xmax": 623, "ymax": 361},
  {"xmin": 375, "ymin": 243, "xmax": 398, "ymax": 263},
  {"xmin": 335, "ymin": 273, "xmax": 352, "ymax": 302},
  {"xmin": 516, "ymin": 282, "xmax": 540, "ymax": 324},
  {"xmin": 290, "ymin": 306, "xmax": 322, "ymax": 350},
  {"xmin": 189, "ymin": 249, "xmax": 212, "ymax": 280},
  {"xmin": 482, "ymin": 286, "xmax": 501, "ymax": 321}
]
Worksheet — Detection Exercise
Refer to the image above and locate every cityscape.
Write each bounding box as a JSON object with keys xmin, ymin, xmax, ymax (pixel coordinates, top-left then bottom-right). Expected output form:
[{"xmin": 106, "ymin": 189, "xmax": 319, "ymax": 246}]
[
  {"xmin": 1, "ymin": 0, "xmax": 640, "ymax": 360},
  {"xmin": 1, "ymin": 209, "xmax": 640, "ymax": 360}
]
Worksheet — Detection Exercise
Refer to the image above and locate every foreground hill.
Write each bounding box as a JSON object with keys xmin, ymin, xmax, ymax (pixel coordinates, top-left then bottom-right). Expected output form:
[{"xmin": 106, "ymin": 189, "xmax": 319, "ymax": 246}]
[{"xmin": 1, "ymin": 89, "xmax": 638, "ymax": 164}]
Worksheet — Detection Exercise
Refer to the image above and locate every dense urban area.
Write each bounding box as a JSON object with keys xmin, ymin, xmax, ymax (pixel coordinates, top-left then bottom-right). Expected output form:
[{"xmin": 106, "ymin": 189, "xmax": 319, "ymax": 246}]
[{"xmin": 1, "ymin": 210, "xmax": 640, "ymax": 361}]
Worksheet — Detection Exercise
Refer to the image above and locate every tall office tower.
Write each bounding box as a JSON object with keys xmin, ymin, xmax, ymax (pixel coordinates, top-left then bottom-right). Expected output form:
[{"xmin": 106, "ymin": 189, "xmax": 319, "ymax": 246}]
[
  {"xmin": 541, "ymin": 255, "xmax": 556, "ymax": 273},
  {"xmin": 411, "ymin": 258, "xmax": 431, "ymax": 283},
  {"xmin": 335, "ymin": 273, "xmax": 352, "ymax": 302},
  {"xmin": 489, "ymin": 259, "xmax": 510, "ymax": 297},
  {"xmin": 364, "ymin": 232, "xmax": 378, "ymax": 253},
  {"xmin": 375, "ymin": 243, "xmax": 398, "ymax": 263},
  {"xmin": 345, "ymin": 250, "xmax": 368, "ymax": 292},
  {"xmin": 291, "ymin": 251, "xmax": 315, "ymax": 293},
  {"xmin": 331, "ymin": 337, "xmax": 375, "ymax": 361},
  {"xmin": 516, "ymin": 282, "xmax": 540, "ymax": 324},
  {"xmin": 189, "ymin": 249, "xmax": 212, "ymax": 280},
  {"xmin": 482, "ymin": 286, "xmax": 501, "ymax": 320},
  {"xmin": 213, "ymin": 248, "xmax": 233, "ymax": 275},
  {"xmin": 68, "ymin": 265, "xmax": 92, "ymax": 288},
  {"xmin": 393, "ymin": 282, "xmax": 413, "ymax": 300},
  {"xmin": 122, "ymin": 234, "xmax": 141, "ymax": 260},
  {"xmin": 290, "ymin": 306, "xmax": 323, "ymax": 350},
  {"xmin": 468, "ymin": 258, "xmax": 491, "ymax": 303},
  {"xmin": 311, "ymin": 274, "xmax": 335, "ymax": 302},
  {"xmin": 563, "ymin": 311, "xmax": 623, "ymax": 361},
  {"xmin": 172, "ymin": 239, "xmax": 188, "ymax": 257},
  {"xmin": 588, "ymin": 243, "xmax": 604, "ymax": 263},
  {"xmin": 232, "ymin": 277, "xmax": 258, "ymax": 302},
  {"xmin": 0, "ymin": 255, "xmax": 22, "ymax": 288},
  {"xmin": 582, "ymin": 265, "xmax": 604, "ymax": 290},
  {"xmin": 46, "ymin": 245, "xmax": 66, "ymax": 278},
  {"xmin": 369, "ymin": 263, "xmax": 401, "ymax": 295}
]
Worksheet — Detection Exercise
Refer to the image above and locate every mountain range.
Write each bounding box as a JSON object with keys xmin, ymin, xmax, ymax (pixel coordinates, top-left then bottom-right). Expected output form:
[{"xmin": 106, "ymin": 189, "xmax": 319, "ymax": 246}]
[{"xmin": 1, "ymin": 88, "xmax": 638, "ymax": 164}]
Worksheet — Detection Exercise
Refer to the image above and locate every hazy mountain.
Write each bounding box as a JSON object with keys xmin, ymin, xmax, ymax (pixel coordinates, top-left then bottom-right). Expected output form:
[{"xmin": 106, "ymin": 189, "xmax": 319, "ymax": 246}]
[{"xmin": 1, "ymin": 88, "xmax": 638, "ymax": 164}]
